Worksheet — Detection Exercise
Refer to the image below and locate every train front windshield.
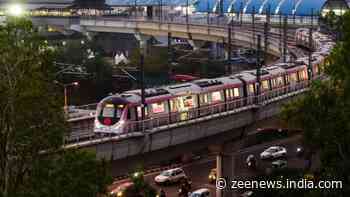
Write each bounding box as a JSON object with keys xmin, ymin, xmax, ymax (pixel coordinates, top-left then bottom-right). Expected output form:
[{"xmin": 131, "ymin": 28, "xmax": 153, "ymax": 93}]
[{"xmin": 97, "ymin": 103, "xmax": 125, "ymax": 126}]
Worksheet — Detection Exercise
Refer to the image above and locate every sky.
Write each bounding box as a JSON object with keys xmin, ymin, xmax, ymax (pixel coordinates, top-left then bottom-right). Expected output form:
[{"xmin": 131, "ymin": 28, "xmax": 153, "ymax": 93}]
[{"xmin": 0, "ymin": 0, "xmax": 73, "ymax": 3}]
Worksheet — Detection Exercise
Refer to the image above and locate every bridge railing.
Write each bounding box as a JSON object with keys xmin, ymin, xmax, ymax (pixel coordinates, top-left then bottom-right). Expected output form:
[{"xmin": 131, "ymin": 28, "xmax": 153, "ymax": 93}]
[
  {"xmin": 123, "ymin": 80, "xmax": 310, "ymax": 133},
  {"xmin": 81, "ymin": 13, "xmax": 317, "ymax": 28}
]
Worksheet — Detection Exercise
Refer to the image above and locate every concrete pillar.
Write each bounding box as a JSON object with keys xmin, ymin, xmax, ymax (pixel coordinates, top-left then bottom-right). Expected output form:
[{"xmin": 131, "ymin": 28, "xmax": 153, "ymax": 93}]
[
  {"xmin": 134, "ymin": 33, "xmax": 151, "ymax": 54},
  {"xmin": 216, "ymin": 154, "xmax": 223, "ymax": 197},
  {"xmin": 210, "ymin": 42, "xmax": 225, "ymax": 59}
]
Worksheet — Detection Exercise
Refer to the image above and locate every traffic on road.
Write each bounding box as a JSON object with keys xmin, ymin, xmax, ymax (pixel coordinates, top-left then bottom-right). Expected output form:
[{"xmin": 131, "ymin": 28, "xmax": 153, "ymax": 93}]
[{"xmin": 108, "ymin": 131, "xmax": 307, "ymax": 197}]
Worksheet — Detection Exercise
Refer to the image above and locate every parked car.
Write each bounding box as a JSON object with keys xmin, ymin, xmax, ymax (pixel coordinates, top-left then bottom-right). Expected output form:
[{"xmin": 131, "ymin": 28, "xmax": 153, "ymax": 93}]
[
  {"xmin": 271, "ymin": 160, "xmax": 288, "ymax": 169},
  {"xmin": 208, "ymin": 168, "xmax": 216, "ymax": 183},
  {"xmin": 189, "ymin": 188, "xmax": 210, "ymax": 197},
  {"xmin": 154, "ymin": 168, "xmax": 187, "ymax": 185},
  {"xmin": 260, "ymin": 146, "xmax": 287, "ymax": 159}
]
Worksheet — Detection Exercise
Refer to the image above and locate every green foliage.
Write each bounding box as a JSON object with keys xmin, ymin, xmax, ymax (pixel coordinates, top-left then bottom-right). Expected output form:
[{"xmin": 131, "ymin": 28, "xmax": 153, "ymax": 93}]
[
  {"xmin": 0, "ymin": 18, "xmax": 112, "ymax": 197},
  {"xmin": 281, "ymin": 11, "xmax": 350, "ymax": 196},
  {"xmin": 24, "ymin": 150, "xmax": 112, "ymax": 197},
  {"xmin": 128, "ymin": 47, "xmax": 169, "ymax": 76},
  {"xmin": 122, "ymin": 170, "xmax": 157, "ymax": 197}
]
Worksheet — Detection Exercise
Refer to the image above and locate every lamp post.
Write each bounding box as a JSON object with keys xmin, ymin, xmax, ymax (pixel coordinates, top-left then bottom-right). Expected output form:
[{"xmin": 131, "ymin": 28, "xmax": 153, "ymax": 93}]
[
  {"xmin": 7, "ymin": 4, "xmax": 24, "ymax": 17},
  {"xmin": 186, "ymin": 0, "xmax": 189, "ymax": 24},
  {"xmin": 54, "ymin": 81, "xmax": 79, "ymax": 114}
]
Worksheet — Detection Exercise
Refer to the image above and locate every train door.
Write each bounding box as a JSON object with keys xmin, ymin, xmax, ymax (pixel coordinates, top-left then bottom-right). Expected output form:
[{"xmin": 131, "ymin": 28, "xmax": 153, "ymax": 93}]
[
  {"xmin": 210, "ymin": 90, "xmax": 225, "ymax": 113},
  {"xmin": 198, "ymin": 93, "xmax": 210, "ymax": 117},
  {"xmin": 225, "ymin": 87, "xmax": 243, "ymax": 110},
  {"xmin": 170, "ymin": 95, "xmax": 198, "ymax": 122},
  {"xmin": 289, "ymin": 72, "xmax": 299, "ymax": 91},
  {"xmin": 127, "ymin": 107, "xmax": 137, "ymax": 132},
  {"xmin": 246, "ymin": 83, "xmax": 255, "ymax": 105},
  {"xmin": 149, "ymin": 101, "xmax": 170, "ymax": 126}
]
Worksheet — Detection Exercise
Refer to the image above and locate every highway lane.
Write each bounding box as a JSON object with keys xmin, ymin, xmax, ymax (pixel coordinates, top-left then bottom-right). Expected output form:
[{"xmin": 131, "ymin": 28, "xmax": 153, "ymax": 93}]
[{"xmin": 109, "ymin": 134, "xmax": 305, "ymax": 196}]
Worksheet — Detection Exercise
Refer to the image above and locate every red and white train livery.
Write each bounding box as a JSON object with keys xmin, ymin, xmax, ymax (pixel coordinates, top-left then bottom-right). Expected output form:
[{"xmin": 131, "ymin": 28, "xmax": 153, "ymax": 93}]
[{"xmin": 94, "ymin": 29, "xmax": 335, "ymax": 134}]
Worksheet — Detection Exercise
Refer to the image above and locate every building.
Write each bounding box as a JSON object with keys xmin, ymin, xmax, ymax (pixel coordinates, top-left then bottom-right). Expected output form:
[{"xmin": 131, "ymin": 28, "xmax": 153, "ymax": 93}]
[{"xmin": 321, "ymin": 0, "xmax": 350, "ymax": 16}]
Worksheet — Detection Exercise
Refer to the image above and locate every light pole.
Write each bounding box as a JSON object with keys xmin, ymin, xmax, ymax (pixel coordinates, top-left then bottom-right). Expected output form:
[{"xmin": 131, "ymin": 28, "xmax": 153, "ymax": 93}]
[
  {"xmin": 54, "ymin": 81, "xmax": 79, "ymax": 114},
  {"xmin": 7, "ymin": 3, "xmax": 24, "ymax": 17},
  {"xmin": 186, "ymin": 0, "xmax": 189, "ymax": 24}
]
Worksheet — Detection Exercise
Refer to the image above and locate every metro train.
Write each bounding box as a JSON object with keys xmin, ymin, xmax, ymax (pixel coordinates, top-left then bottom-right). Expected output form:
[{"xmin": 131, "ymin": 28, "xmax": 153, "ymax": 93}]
[{"xmin": 94, "ymin": 29, "xmax": 335, "ymax": 134}]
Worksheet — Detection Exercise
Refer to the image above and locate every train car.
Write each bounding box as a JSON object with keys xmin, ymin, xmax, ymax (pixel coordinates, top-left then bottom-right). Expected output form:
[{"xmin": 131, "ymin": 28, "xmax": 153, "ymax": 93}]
[
  {"xmin": 94, "ymin": 29, "xmax": 335, "ymax": 134},
  {"xmin": 165, "ymin": 83, "xmax": 202, "ymax": 122},
  {"xmin": 193, "ymin": 77, "xmax": 244, "ymax": 115},
  {"xmin": 234, "ymin": 72, "xmax": 256, "ymax": 105},
  {"xmin": 273, "ymin": 61, "xmax": 308, "ymax": 92}
]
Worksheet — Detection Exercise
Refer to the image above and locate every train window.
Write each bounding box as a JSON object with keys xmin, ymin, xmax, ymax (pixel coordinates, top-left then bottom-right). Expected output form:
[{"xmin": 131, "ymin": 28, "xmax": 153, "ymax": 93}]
[
  {"xmin": 233, "ymin": 88, "xmax": 240, "ymax": 97},
  {"xmin": 314, "ymin": 64, "xmax": 319, "ymax": 74},
  {"xmin": 248, "ymin": 84, "xmax": 255, "ymax": 94},
  {"xmin": 277, "ymin": 76, "xmax": 284, "ymax": 86},
  {"xmin": 290, "ymin": 73, "xmax": 298, "ymax": 82},
  {"xmin": 262, "ymin": 80, "xmax": 269, "ymax": 90},
  {"xmin": 200, "ymin": 93, "xmax": 209, "ymax": 104},
  {"xmin": 151, "ymin": 102, "xmax": 165, "ymax": 114},
  {"xmin": 225, "ymin": 89, "xmax": 233, "ymax": 99},
  {"xmin": 298, "ymin": 70, "xmax": 307, "ymax": 80},
  {"xmin": 137, "ymin": 106, "xmax": 148, "ymax": 118},
  {"xmin": 170, "ymin": 99, "xmax": 178, "ymax": 112},
  {"xmin": 211, "ymin": 91, "xmax": 222, "ymax": 102},
  {"xmin": 285, "ymin": 75, "xmax": 290, "ymax": 84},
  {"xmin": 184, "ymin": 96, "xmax": 194, "ymax": 108},
  {"xmin": 102, "ymin": 106, "xmax": 115, "ymax": 118},
  {"xmin": 128, "ymin": 107, "xmax": 137, "ymax": 120},
  {"xmin": 271, "ymin": 79, "xmax": 276, "ymax": 88}
]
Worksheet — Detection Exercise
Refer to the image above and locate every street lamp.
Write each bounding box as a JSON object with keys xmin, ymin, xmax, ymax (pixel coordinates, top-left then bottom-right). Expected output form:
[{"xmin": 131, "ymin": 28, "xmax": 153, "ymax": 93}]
[
  {"xmin": 7, "ymin": 4, "xmax": 24, "ymax": 17},
  {"xmin": 54, "ymin": 81, "xmax": 79, "ymax": 114}
]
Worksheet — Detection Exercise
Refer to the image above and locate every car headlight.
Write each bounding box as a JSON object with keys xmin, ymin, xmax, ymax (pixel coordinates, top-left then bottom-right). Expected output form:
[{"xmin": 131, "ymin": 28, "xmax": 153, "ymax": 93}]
[{"xmin": 117, "ymin": 191, "xmax": 123, "ymax": 197}]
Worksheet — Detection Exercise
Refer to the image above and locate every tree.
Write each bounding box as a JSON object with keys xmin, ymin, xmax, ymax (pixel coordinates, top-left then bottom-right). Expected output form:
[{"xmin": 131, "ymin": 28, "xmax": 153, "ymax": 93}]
[
  {"xmin": 123, "ymin": 170, "xmax": 157, "ymax": 197},
  {"xmin": 281, "ymin": 12, "xmax": 350, "ymax": 196},
  {"xmin": 0, "ymin": 17, "xmax": 111, "ymax": 197},
  {"xmin": 55, "ymin": 38, "xmax": 114, "ymax": 102}
]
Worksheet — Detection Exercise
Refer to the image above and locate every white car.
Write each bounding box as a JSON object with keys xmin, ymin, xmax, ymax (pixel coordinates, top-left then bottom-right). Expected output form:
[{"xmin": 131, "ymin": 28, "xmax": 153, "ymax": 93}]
[
  {"xmin": 154, "ymin": 168, "xmax": 187, "ymax": 185},
  {"xmin": 189, "ymin": 188, "xmax": 210, "ymax": 197},
  {"xmin": 260, "ymin": 146, "xmax": 287, "ymax": 159}
]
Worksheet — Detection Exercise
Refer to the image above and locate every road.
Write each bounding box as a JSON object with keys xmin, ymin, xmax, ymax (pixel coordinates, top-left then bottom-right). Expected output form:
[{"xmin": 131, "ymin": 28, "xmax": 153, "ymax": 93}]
[{"xmin": 109, "ymin": 134, "xmax": 306, "ymax": 196}]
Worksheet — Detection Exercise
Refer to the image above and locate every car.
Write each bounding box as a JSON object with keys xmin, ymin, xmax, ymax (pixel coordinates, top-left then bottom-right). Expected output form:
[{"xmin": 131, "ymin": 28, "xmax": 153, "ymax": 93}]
[
  {"xmin": 260, "ymin": 146, "xmax": 287, "ymax": 159},
  {"xmin": 240, "ymin": 190, "xmax": 254, "ymax": 197},
  {"xmin": 189, "ymin": 188, "xmax": 210, "ymax": 197},
  {"xmin": 154, "ymin": 168, "xmax": 187, "ymax": 185},
  {"xmin": 109, "ymin": 182, "xmax": 134, "ymax": 197},
  {"xmin": 296, "ymin": 146, "xmax": 304, "ymax": 157},
  {"xmin": 271, "ymin": 160, "xmax": 287, "ymax": 169},
  {"xmin": 245, "ymin": 154, "xmax": 257, "ymax": 169},
  {"xmin": 208, "ymin": 168, "xmax": 216, "ymax": 183}
]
